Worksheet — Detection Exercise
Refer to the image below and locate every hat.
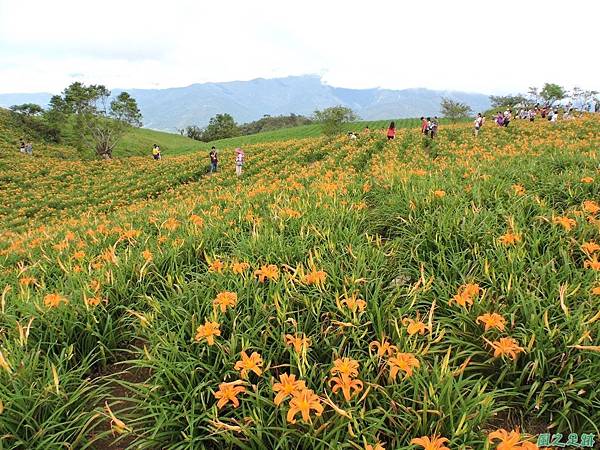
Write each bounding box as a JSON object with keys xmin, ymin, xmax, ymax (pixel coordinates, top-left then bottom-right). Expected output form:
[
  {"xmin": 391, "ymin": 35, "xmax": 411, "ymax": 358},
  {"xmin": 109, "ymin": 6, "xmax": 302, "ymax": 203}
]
[{"xmin": 235, "ymin": 148, "xmax": 243, "ymax": 154}]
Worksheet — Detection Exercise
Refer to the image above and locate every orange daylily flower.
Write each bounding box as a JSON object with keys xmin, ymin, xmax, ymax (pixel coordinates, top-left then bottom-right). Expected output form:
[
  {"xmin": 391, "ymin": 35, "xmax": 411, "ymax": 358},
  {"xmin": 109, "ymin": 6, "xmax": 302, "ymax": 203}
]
[
  {"xmin": 189, "ymin": 214, "xmax": 204, "ymax": 227},
  {"xmin": 553, "ymin": 216, "xmax": 576, "ymax": 231},
  {"xmin": 388, "ymin": 352, "xmax": 420, "ymax": 380},
  {"xmin": 338, "ymin": 293, "xmax": 366, "ymax": 313},
  {"xmin": 365, "ymin": 443, "xmax": 385, "ymax": 450},
  {"xmin": 451, "ymin": 283, "xmax": 480, "ymax": 307},
  {"xmin": 214, "ymin": 380, "xmax": 246, "ymax": 409},
  {"xmin": 584, "ymin": 256, "xmax": 600, "ymax": 271},
  {"xmin": 519, "ymin": 443, "xmax": 540, "ymax": 450},
  {"xmin": 234, "ymin": 351, "xmax": 264, "ymax": 378},
  {"xmin": 487, "ymin": 337, "xmax": 524, "ymax": 360},
  {"xmin": 213, "ymin": 291, "xmax": 237, "ymax": 313},
  {"xmin": 488, "ymin": 428, "xmax": 523, "ymax": 450},
  {"xmin": 583, "ymin": 200, "xmax": 600, "ymax": 215},
  {"xmin": 285, "ymin": 333, "xmax": 311, "ymax": 353},
  {"xmin": 142, "ymin": 250, "xmax": 153, "ymax": 262},
  {"xmin": 208, "ymin": 259, "xmax": 225, "ymax": 273},
  {"xmin": 44, "ymin": 293, "xmax": 68, "ymax": 308},
  {"xmin": 255, "ymin": 264, "xmax": 279, "ymax": 282},
  {"xmin": 592, "ymin": 286, "xmax": 600, "ymax": 295},
  {"xmin": 581, "ymin": 177, "xmax": 594, "ymax": 183},
  {"xmin": 369, "ymin": 339, "xmax": 397, "ymax": 357},
  {"xmin": 511, "ymin": 184, "xmax": 526, "ymax": 195},
  {"xmin": 331, "ymin": 357, "xmax": 360, "ymax": 378},
  {"xmin": 410, "ymin": 435, "xmax": 450, "ymax": 450},
  {"xmin": 302, "ymin": 269, "xmax": 327, "ymax": 286},
  {"xmin": 581, "ymin": 241, "xmax": 600, "ymax": 254},
  {"xmin": 476, "ymin": 313, "xmax": 506, "ymax": 331},
  {"xmin": 162, "ymin": 217, "xmax": 180, "ymax": 231},
  {"xmin": 194, "ymin": 320, "xmax": 221, "ymax": 345},
  {"xmin": 433, "ymin": 190, "xmax": 446, "ymax": 198},
  {"xmin": 498, "ymin": 232, "xmax": 521, "ymax": 245},
  {"xmin": 329, "ymin": 374, "xmax": 363, "ymax": 401},
  {"xmin": 286, "ymin": 388, "xmax": 324, "ymax": 424},
  {"xmin": 231, "ymin": 261, "xmax": 250, "ymax": 274},
  {"xmin": 272, "ymin": 373, "xmax": 306, "ymax": 406},
  {"xmin": 19, "ymin": 276, "xmax": 37, "ymax": 287},
  {"xmin": 402, "ymin": 318, "xmax": 427, "ymax": 335}
]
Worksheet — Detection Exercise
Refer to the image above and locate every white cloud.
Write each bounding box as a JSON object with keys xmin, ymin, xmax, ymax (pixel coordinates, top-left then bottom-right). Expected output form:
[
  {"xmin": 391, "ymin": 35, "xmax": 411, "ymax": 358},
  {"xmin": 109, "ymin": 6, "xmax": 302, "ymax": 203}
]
[{"xmin": 0, "ymin": 0, "xmax": 598, "ymax": 94}]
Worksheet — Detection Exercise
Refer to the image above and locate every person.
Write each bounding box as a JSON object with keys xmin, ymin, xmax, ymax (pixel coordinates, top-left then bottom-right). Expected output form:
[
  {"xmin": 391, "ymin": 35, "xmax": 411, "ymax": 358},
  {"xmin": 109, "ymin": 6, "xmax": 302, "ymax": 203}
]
[
  {"xmin": 363, "ymin": 126, "xmax": 370, "ymax": 134},
  {"xmin": 386, "ymin": 122, "xmax": 396, "ymax": 140},
  {"xmin": 496, "ymin": 112, "xmax": 504, "ymax": 126},
  {"xmin": 503, "ymin": 109, "xmax": 511, "ymax": 127},
  {"xmin": 473, "ymin": 113, "xmax": 484, "ymax": 136},
  {"xmin": 528, "ymin": 109, "xmax": 535, "ymax": 122},
  {"xmin": 152, "ymin": 144, "xmax": 161, "ymax": 160},
  {"xmin": 420, "ymin": 117, "xmax": 428, "ymax": 135},
  {"xmin": 430, "ymin": 117, "xmax": 439, "ymax": 138},
  {"xmin": 19, "ymin": 139, "xmax": 25, "ymax": 154},
  {"xmin": 209, "ymin": 146, "xmax": 218, "ymax": 172},
  {"xmin": 25, "ymin": 141, "xmax": 33, "ymax": 155},
  {"xmin": 541, "ymin": 107, "xmax": 547, "ymax": 119},
  {"xmin": 235, "ymin": 148, "xmax": 244, "ymax": 176},
  {"xmin": 349, "ymin": 132, "xmax": 357, "ymax": 140},
  {"xmin": 551, "ymin": 109, "xmax": 558, "ymax": 124}
]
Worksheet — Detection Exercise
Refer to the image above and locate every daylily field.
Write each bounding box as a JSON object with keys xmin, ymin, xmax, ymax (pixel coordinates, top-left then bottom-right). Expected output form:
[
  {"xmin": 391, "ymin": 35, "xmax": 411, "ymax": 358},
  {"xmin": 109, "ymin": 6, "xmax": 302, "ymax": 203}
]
[{"xmin": 0, "ymin": 114, "xmax": 599, "ymax": 449}]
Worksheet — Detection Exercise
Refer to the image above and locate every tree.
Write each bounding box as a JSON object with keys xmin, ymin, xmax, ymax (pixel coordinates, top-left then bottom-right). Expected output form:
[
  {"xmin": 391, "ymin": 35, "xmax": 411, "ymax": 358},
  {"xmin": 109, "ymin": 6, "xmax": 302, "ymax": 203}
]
[
  {"xmin": 9, "ymin": 103, "xmax": 44, "ymax": 116},
  {"xmin": 49, "ymin": 82, "xmax": 142, "ymax": 158},
  {"xmin": 313, "ymin": 106, "xmax": 357, "ymax": 136},
  {"xmin": 539, "ymin": 83, "xmax": 566, "ymax": 107},
  {"xmin": 185, "ymin": 125, "xmax": 204, "ymax": 141},
  {"xmin": 440, "ymin": 98, "xmax": 472, "ymax": 122},
  {"xmin": 489, "ymin": 94, "xmax": 527, "ymax": 109},
  {"xmin": 527, "ymin": 86, "xmax": 541, "ymax": 106},
  {"xmin": 199, "ymin": 114, "xmax": 239, "ymax": 142}
]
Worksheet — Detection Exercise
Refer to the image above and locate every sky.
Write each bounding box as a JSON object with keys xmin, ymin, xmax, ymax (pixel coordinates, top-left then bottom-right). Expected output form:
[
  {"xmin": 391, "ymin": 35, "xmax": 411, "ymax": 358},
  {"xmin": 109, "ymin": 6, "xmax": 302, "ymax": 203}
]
[{"xmin": 0, "ymin": 0, "xmax": 599, "ymax": 95}]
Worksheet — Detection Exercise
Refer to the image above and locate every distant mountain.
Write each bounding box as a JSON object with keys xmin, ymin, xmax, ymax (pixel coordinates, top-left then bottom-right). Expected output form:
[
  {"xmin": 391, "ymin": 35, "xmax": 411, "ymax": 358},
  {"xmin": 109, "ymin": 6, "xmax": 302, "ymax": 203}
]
[{"xmin": 0, "ymin": 75, "xmax": 491, "ymax": 132}]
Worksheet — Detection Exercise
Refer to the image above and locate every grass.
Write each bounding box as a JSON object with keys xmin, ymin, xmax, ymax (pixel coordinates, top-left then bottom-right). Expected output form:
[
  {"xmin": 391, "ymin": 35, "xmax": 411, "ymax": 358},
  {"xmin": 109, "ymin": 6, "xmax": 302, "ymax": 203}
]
[
  {"xmin": 0, "ymin": 115, "xmax": 599, "ymax": 449},
  {"xmin": 115, "ymin": 127, "xmax": 202, "ymax": 157}
]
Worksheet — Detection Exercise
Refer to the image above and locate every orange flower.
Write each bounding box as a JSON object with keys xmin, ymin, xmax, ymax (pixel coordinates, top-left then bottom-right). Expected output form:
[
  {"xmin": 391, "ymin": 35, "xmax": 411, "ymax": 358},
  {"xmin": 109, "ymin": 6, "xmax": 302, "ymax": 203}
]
[
  {"xmin": 19, "ymin": 276, "xmax": 36, "ymax": 287},
  {"xmin": 410, "ymin": 435, "xmax": 450, "ymax": 450},
  {"xmin": 581, "ymin": 176, "xmax": 594, "ymax": 183},
  {"xmin": 581, "ymin": 241, "xmax": 600, "ymax": 255},
  {"xmin": 488, "ymin": 428, "xmax": 522, "ymax": 450},
  {"xmin": 302, "ymin": 269, "xmax": 327, "ymax": 286},
  {"xmin": 476, "ymin": 313, "xmax": 506, "ymax": 331},
  {"xmin": 584, "ymin": 256, "xmax": 600, "ymax": 271},
  {"xmin": 208, "ymin": 259, "xmax": 225, "ymax": 273},
  {"xmin": 433, "ymin": 190, "xmax": 446, "ymax": 198},
  {"xmin": 89, "ymin": 279, "xmax": 101, "ymax": 292},
  {"xmin": 451, "ymin": 283, "xmax": 480, "ymax": 307},
  {"xmin": 72, "ymin": 251, "xmax": 86, "ymax": 260},
  {"xmin": 592, "ymin": 286, "xmax": 600, "ymax": 295},
  {"xmin": 487, "ymin": 337, "xmax": 524, "ymax": 360},
  {"xmin": 369, "ymin": 339, "xmax": 397, "ymax": 357},
  {"xmin": 272, "ymin": 373, "xmax": 306, "ymax": 406},
  {"xmin": 86, "ymin": 296, "xmax": 105, "ymax": 307},
  {"xmin": 44, "ymin": 293, "xmax": 68, "ymax": 308},
  {"xmin": 388, "ymin": 352, "xmax": 420, "ymax": 380},
  {"xmin": 365, "ymin": 443, "xmax": 385, "ymax": 450},
  {"xmin": 234, "ymin": 351, "xmax": 263, "ymax": 378},
  {"xmin": 338, "ymin": 293, "xmax": 366, "ymax": 313},
  {"xmin": 498, "ymin": 233, "xmax": 521, "ymax": 246},
  {"xmin": 331, "ymin": 357, "xmax": 360, "ymax": 378},
  {"xmin": 231, "ymin": 261, "xmax": 250, "ymax": 274},
  {"xmin": 142, "ymin": 250, "xmax": 153, "ymax": 262},
  {"xmin": 105, "ymin": 402, "xmax": 131, "ymax": 435},
  {"xmin": 553, "ymin": 216, "xmax": 576, "ymax": 231},
  {"xmin": 519, "ymin": 442, "xmax": 539, "ymax": 450},
  {"xmin": 214, "ymin": 380, "xmax": 246, "ymax": 409},
  {"xmin": 286, "ymin": 388, "xmax": 324, "ymax": 424},
  {"xmin": 162, "ymin": 217, "xmax": 180, "ymax": 231},
  {"xmin": 583, "ymin": 200, "xmax": 600, "ymax": 215},
  {"xmin": 511, "ymin": 184, "xmax": 526, "ymax": 196},
  {"xmin": 285, "ymin": 333, "xmax": 311, "ymax": 353},
  {"xmin": 194, "ymin": 320, "xmax": 221, "ymax": 345},
  {"xmin": 255, "ymin": 264, "xmax": 279, "ymax": 282},
  {"xmin": 329, "ymin": 374, "xmax": 363, "ymax": 401},
  {"xmin": 189, "ymin": 214, "xmax": 204, "ymax": 227},
  {"xmin": 213, "ymin": 291, "xmax": 237, "ymax": 313},
  {"xmin": 402, "ymin": 318, "xmax": 427, "ymax": 335}
]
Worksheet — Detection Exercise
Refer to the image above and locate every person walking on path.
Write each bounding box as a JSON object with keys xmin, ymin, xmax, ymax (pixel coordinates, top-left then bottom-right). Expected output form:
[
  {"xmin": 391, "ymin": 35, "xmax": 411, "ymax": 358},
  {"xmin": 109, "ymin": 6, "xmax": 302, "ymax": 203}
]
[
  {"xmin": 386, "ymin": 121, "xmax": 396, "ymax": 140},
  {"xmin": 235, "ymin": 148, "xmax": 244, "ymax": 176},
  {"xmin": 209, "ymin": 146, "xmax": 218, "ymax": 173}
]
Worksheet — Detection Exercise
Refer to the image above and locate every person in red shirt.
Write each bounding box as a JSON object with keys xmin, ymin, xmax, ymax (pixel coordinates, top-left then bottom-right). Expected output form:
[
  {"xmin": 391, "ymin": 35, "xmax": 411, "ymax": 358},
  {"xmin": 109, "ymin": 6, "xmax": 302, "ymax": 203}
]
[
  {"xmin": 420, "ymin": 116, "xmax": 428, "ymax": 135},
  {"xmin": 386, "ymin": 121, "xmax": 396, "ymax": 140}
]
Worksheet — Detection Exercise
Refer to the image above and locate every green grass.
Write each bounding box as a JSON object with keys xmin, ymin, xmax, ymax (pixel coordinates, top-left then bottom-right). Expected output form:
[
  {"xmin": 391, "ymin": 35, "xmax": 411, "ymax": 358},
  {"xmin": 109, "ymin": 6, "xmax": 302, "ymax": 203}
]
[{"xmin": 114, "ymin": 127, "xmax": 203, "ymax": 157}]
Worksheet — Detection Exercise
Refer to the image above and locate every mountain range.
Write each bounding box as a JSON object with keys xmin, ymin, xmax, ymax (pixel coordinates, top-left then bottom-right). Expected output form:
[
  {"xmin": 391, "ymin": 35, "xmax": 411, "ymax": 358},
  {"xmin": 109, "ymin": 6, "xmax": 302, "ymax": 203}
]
[{"xmin": 0, "ymin": 75, "xmax": 491, "ymax": 132}]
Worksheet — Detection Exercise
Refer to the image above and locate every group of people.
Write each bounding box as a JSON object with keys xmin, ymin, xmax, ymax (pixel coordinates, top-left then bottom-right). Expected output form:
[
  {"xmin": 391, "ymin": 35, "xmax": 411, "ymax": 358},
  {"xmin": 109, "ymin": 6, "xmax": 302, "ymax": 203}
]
[
  {"xmin": 385, "ymin": 117, "xmax": 439, "ymax": 141},
  {"xmin": 207, "ymin": 146, "xmax": 245, "ymax": 176},
  {"xmin": 152, "ymin": 144, "xmax": 161, "ymax": 160},
  {"xmin": 19, "ymin": 139, "xmax": 33, "ymax": 156}
]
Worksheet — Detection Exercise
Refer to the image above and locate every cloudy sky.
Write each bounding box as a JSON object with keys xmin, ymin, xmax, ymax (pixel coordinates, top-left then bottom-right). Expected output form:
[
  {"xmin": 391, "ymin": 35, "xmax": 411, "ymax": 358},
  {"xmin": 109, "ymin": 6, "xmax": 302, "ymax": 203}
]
[{"xmin": 0, "ymin": 0, "xmax": 598, "ymax": 95}]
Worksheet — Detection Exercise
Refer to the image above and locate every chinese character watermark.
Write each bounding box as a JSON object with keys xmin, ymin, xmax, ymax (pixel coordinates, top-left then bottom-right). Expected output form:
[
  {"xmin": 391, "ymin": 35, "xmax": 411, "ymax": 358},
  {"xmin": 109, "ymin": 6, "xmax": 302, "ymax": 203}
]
[{"xmin": 537, "ymin": 432, "xmax": 596, "ymax": 448}]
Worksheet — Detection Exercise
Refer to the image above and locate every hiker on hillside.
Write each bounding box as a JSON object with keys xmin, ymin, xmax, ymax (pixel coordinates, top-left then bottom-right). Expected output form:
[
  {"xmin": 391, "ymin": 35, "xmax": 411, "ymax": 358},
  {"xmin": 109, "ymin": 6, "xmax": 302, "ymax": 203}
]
[
  {"xmin": 209, "ymin": 146, "xmax": 218, "ymax": 172},
  {"xmin": 495, "ymin": 112, "xmax": 504, "ymax": 126},
  {"xmin": 528, "ymin": 109, "xmax": 536, "ymax": 122},
  {"xmin": 19, "ymin": 139, "xmax": 25, "ymax": 154},
  {"xmin": 25, "ymin": 141, "xmax": 33, "ymax": 156},
  {"xmin": 503, "ymin": 109, "xmax": 511, "ymax": 127},
  {"xmin": 364, "ymin": 126, "xmax": 370, "ymax": 134},
  {"xmin": 152, "ymin": 144, "xmax": 161, "ymax": 160},
  {"xmin": 551, "ymin": 110, "xmax": 558, "ymax": 124},
  {"xmin": 420, "ymin": 117, "xmax": 428, "ymax": 135},
  {"xmin": 473, "ymin": 113, "xmax": 484, "ymax": 136},
  {"xmin": 429, "ymin": 117, "xmax": 439, "ymax": 139},
  {"xmin": 235, "ymin": 148, "xmax": 244, "ymax": 176},
  {"xmin": 386, "ymin": 122, "xmax": 396, "ymax": 140}
]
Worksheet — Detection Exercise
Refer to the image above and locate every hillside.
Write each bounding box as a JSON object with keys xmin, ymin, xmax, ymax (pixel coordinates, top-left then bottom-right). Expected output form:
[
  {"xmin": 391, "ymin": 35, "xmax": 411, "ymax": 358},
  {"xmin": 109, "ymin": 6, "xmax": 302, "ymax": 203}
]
[
  {"xmin": 0, "ymin": 75, "xmax": 491, "ymax": 132},
  {"xmin": 1, "ymin": 112, "xmax": 599, "ymax": 449}
]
